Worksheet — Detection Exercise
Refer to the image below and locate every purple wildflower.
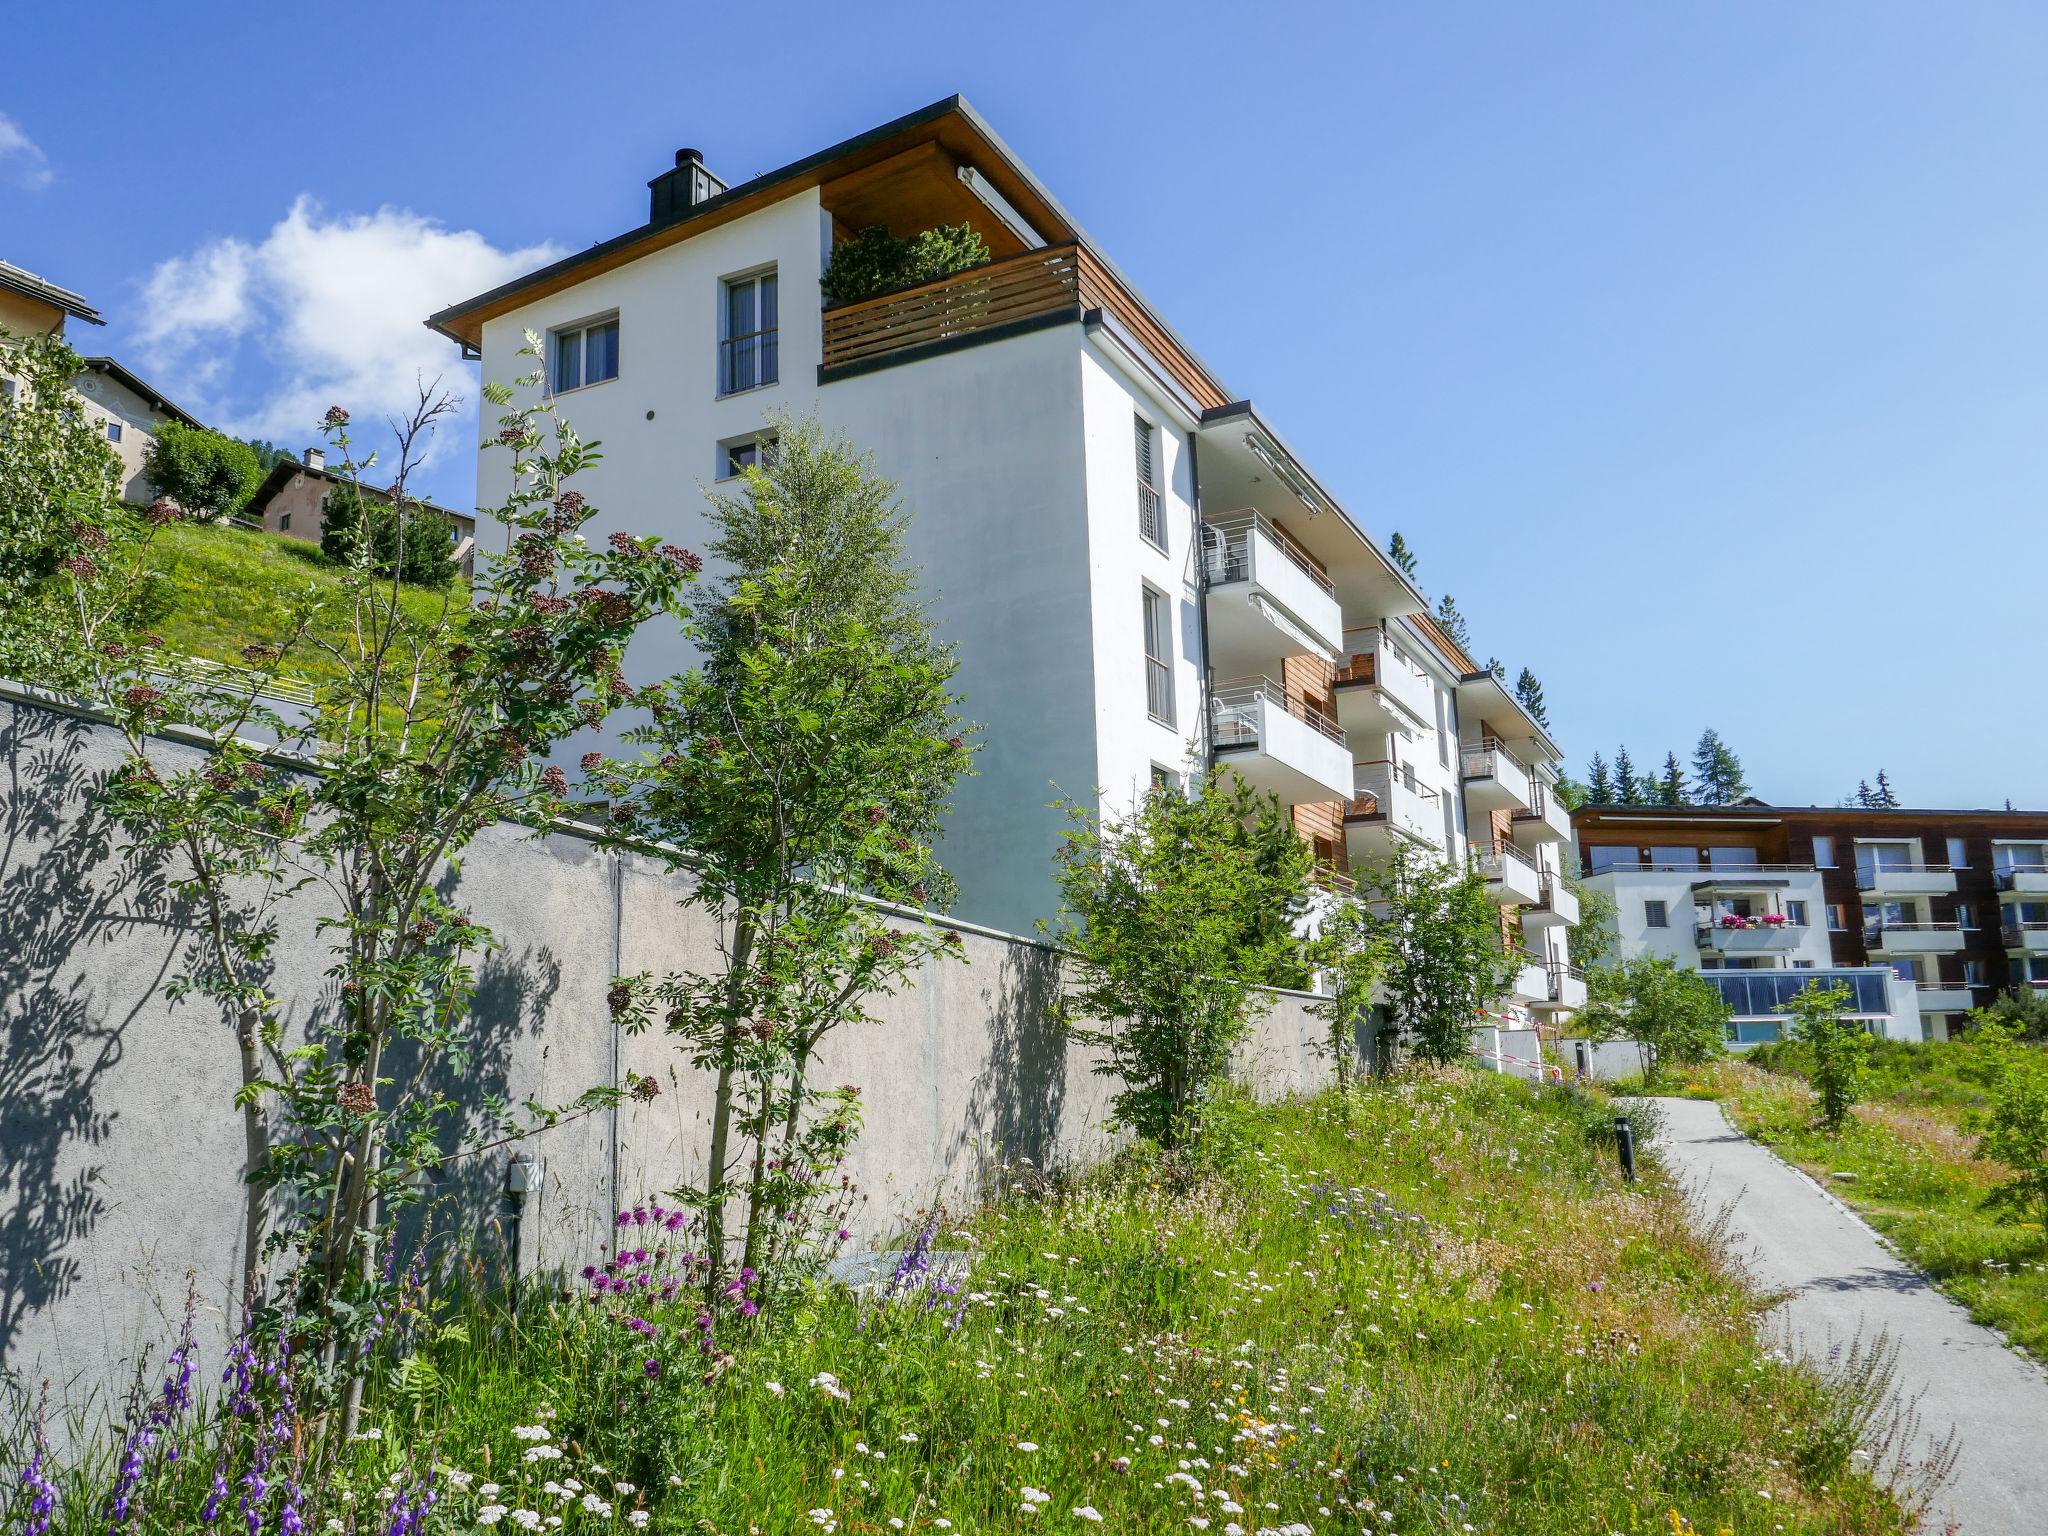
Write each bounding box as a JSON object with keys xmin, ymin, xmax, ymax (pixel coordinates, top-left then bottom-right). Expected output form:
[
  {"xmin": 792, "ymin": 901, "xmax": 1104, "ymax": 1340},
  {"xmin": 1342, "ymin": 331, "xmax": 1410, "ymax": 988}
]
[{"xmin": 17, "ymin": 1390, "xmax": 56, "ymax": 1536}]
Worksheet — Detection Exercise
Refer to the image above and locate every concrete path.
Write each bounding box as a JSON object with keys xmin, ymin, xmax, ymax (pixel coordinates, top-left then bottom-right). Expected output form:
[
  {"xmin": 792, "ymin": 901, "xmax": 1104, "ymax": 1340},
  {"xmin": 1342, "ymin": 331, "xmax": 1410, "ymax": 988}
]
[{"xmin": 1648, "ymin": 1096, "xmax": 2048, "ymax": 1536}]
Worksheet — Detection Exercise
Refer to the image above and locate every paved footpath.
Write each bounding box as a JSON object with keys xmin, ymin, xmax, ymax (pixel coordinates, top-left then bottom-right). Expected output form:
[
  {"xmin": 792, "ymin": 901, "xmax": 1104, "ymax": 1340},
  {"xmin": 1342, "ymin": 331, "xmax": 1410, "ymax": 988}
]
[{"xmin": 1649, "ymin": 1096, "xmax": 2048, "ymax": 1536}]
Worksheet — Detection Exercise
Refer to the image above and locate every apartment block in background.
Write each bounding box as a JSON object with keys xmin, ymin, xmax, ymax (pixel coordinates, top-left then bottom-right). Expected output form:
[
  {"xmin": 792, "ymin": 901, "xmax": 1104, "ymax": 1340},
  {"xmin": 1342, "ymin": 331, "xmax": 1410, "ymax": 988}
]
[
  {"xmin": 1572, "ymin": 801, "xmax": 2048, "ymax": 1042},
  {"xmin": 427, "ymin": 95, "xmax": 1578, "ymax": 1035}
]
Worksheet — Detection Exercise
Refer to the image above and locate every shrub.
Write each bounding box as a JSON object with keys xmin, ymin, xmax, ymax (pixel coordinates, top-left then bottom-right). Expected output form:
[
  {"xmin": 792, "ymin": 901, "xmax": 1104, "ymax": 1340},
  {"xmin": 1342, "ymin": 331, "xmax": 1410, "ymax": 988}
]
[
  {"xmin": 1577, "ymin": 954, "xmax": 1730, "ymax": 1085},
  {"xmin": 142, "ymin": 420, "xmax": 262, "ymax": 516},
  {"xmin": 1978, "ymin": 1026, "xmax": 2048, "ymax": 1234},
  {"xmin": 820, "ymin": 223, "xmax": 992, "ymax": 306},
  {"xmin": 319, "ymin": 484, "xmax": 460, "ymax": 587},
  {"xmin": 1782, "ymin": 981, "xmax": 1869, "ymax": 1134}
]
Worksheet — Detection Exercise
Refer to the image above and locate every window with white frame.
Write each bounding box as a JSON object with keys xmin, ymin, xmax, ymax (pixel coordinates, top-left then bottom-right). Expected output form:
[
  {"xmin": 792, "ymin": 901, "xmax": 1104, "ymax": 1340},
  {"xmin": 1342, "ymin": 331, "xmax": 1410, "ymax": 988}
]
[
  {"xmin": 1133, "ymin": 415, "xmax": 1164, "ymax": 549},
  {"xmin": 1811, "ymin": 834, "xmax": 1835, "ymax": 868},
  {"xmin": 1786, "ymin": 899, "xmax": 1808, "ymax": 927},
  {"xmin": 716, "ymin": 430, "xmax": 778, "ymax": 480},
  {"xmin": 104, "ymin": 420, "xmax": 123, "ymax": 443},
  {"xmin": 719, "ymin": 269, "xmax": 779, "ymax": 394},
  {"xmin": 1141, "ymin": 585, "xmax": 1174, "ymax": 726},
  {"xmin": 551, "ymin": 314, "xmax": 620, "ymax": 393}
]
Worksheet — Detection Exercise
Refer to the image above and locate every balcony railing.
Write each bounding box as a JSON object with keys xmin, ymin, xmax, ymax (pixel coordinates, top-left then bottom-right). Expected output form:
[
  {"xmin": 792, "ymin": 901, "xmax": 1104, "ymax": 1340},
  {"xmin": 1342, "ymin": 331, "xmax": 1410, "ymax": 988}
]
[
  {"xmin": 1996, "ymin": 865, "xmax": 2048, "ymax": 890},
  {"xmin": 2004, "ymin": 922, "xmax": 2048, "ymax": 945},
  {"xmin": 821, "ymin": 244, "xmax": 1086, "ymax": 370},
  {"xmin": 1471, "ymin": 840, "xmax": 1538, "ymax": 883},
  {"xmin": 1856, "ymin": 861, "xmax": 1953, "ymax": 879},
  {"xmin": 1200, "ymin": 511, "xmax": 1334, "ymax": 593},
  {"xmin": 1348, "ymin": 759, "xmax": 1437, "ymax": 823},
  {"xmin": 1461, "ymin": 736, "xmax": 1530, "ymax": 783},
  {"xmin": 1137, "ymin": 479, "xmax": 1165, "ymax": 549},
  {"xmin": 1547, "ymin": 963, "xmax": 1586, "ymax": 1004},
  {"xmin": 1866, "ymin": 921, "xmax": 1963, "ymax": 940},
  {"xmin": 1580, "ymin": 858, "xmax": 1817, "ymax": 877},
  {"xmin": 1209, "ymin": 677, "xmax": 1344, "ymax": 750}
]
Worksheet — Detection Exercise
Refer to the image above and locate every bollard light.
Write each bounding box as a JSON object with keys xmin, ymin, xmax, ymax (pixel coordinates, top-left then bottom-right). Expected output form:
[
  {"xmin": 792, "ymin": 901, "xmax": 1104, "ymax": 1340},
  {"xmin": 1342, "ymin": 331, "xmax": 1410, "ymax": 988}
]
[{"xmin": 1614, "ymin": 1113, "xmax": 1636, "ymax": 1183}]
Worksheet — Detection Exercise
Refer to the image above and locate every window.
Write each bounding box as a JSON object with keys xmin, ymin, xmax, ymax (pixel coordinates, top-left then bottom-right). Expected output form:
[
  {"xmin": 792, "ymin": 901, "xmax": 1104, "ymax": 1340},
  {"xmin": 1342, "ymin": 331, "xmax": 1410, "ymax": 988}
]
[
  {"xmin": 1643, "ymin": 899, "xmax": 1668, "ymax": 929},
  {"xmin": 719, "ymin": 269, "xmax": 779, "ymax": 394},
  {"xmin": 278, "ymin": 512, "xmax": 291, "ymax": 532},
  {"xmin": 1826, "ymin": 903, "xmax": 1846, "ymax": 932},
  {"xmin": 1150, "ymin": 763, "xmax": 1180, "ymax": 794},
  {"xmin": 0, "ymin": 377, "xmax": 15, "ymax": 403},
  {"xmin": 1708, "ymin": 845, "xmax": 1760, "ymax": 869},
  {"xmin": 551, "ymin": 314, "xmax": 620, "ymax": 393},
  {"xmin": 104, "ymin": 420, "xmax": 123, "ymax": 444},
  {"xmin": 1649, "ymin": 845, "xmax": 1699, "ymax": 872},
  {"xmin": 1964, "ymin": 960, "xmax": 1985, "ymax": 987},
  {"xmin": 1795, "ymin": 959, "xmax": 1815, "ymax": 969},
  {"xmin": 1587, "ymin": 845, "xmax": 1640, "ymax": 873},
  {"xmin": 1134, "ymin": 415, "xmax": 1164, "ymax": 549},
  {"xmin": 1955, "ymin": 901, "xmax": 1974, "ymax": 930},
  {"xmin": 1140, "ymin": 585, "xmax": 1173, "ymax": 725},
  {"xmin": 716, "ymin": 431, "xmax": 777, "ymax": 479},
  {"xmin": 1811, "ymin": 835, "xmax": 1835, "ymax": 868},
  {"xmin": 1786, "ymin": 900, "xmax": 1808, "ymax": 927},
  {"xmin": 1947, "ymin": 837, "xmax": 1968, "ymax": 870}
]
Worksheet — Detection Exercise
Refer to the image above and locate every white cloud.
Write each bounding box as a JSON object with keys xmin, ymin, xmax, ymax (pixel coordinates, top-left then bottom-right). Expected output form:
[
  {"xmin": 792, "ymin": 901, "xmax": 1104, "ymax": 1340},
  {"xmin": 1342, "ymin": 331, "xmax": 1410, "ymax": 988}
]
[
  {"xmin": 138, "ymin": 197, "xmax": 560, "ymax": 474},
  {"xmin": 0, "ymin": 112, "xmax": 53, "ymax": 190}
]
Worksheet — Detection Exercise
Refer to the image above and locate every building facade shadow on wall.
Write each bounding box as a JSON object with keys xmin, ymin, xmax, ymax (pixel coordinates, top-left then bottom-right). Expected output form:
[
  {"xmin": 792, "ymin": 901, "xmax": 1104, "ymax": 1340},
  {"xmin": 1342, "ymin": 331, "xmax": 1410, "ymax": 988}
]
[
  {"xmin": 956, "ymin": 940, "xmax": 1066, "ymax": 1184},
  {"xmin": 0, "ymin": 707, "xmax": 183, "ymax": 1367}
]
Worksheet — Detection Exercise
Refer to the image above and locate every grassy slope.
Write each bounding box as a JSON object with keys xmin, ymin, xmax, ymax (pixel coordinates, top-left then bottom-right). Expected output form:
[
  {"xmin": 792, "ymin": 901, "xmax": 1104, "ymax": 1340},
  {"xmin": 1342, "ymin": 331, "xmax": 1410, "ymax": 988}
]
[
  {"xmin": 1715, "ymin": 1046, "xmax": 2048, "ymax": 1363},
  {"xmin": 129, "ymin": 520, "xmax": 462, "ymax": 697},
  {"xmin": 357, "ymin": 1074, "xmax": 1904, "ymax": 1534}
]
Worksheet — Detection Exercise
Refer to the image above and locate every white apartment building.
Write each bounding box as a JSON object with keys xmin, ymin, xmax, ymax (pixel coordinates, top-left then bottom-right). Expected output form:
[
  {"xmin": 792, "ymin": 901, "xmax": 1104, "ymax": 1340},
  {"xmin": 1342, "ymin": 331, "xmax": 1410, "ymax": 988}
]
[{"xmin": 428, "ymin": 96, "xmax": 1578, "ymax": 1033}]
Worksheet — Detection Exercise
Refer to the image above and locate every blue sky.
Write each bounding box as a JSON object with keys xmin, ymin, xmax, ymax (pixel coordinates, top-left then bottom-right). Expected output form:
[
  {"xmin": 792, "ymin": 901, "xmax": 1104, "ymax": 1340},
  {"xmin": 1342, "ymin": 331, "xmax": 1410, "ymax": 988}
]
[{"xmin": 5, "ymin": 3, "xmax": 2042, "ymax": 809}]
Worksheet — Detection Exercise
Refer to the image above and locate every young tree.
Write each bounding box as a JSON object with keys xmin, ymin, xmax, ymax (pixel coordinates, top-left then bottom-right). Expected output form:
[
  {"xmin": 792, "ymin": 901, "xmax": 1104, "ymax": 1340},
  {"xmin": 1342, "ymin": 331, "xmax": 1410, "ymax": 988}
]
[
  {"xmin": 1586, "ymin": 751, "xmax": 1615, "ymax": 805},
  {"xmin": 1873, "ymin": 769, "xmax": 1899, "ymax": 809},
  {"xmin": 1434, "ymin": 592, "xmax": 1472, "ymax": 653},
  {"xmin": 1614, "ymin": 746, "xmax": 1641, "ymax": 804},
  {"xmin": 1969, "ymin": 986, "xmax": 2048, "ymax": 1042},
  {"xmin": 1578, "ymin": 955, "xmax": 1728, "ymax": 1084},
  {"xmin": 40, "ymin": 342, "xmax": 694, "ymax": 1427},
  {"xmin": 319, "ymin": 485, "xmax": 461, "ymax": 587},
  {"xmin": 598, "ymin": 417, "xmax": 976, "ymax": 1285},
  {"xmin": 142, "ymin": 421, "xmax": 262, "ymax": 517},
  {"xmin": 1781, "ymin": 981, "xmax": 1868, "ymax": 1134},
  {"xmin": 1690, "ymin": 727, "xmax": 1749, "ymax": 805},
  {"xmin": 1569, "ymin": 878, "xmax": 1619, "ymax": 970},
  {"xmin": 0, "ymin": 329, "xmax": 123, "ymax": 687},
  {"xmin": 1976, "ymin": 1021, "xmax": 2048, "ymax": 1235},
  {"xmin": 1316, "ymin": 896, "xmax": 1390, "ymax": 1089},
  {"xmin": 1514, "ymin": 666, "xmax": 1549, "ymax": 728},
  {"xmin": 1659, "ymin": 750, "xmax": 1688, "ymax": 806},
  {"xmin": 1353, "ymin": 843, "xmax": 1520, "ymax": 1065},
  {"xmin": 1855, "ymin": 778, "xmax": 1875, "ymax": 809},
  {"xmin": 1387, "ymin": 529, "xmax": 1418, "ymax": 581},
  {"xmin": 1050, "ymin": 769, "xmax": 1315, "ymax": 1144}
]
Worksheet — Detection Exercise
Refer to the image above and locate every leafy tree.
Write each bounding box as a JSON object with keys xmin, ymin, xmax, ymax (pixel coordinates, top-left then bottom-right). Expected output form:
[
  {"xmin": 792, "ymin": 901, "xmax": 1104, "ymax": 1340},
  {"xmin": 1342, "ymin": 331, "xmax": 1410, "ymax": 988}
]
[
  {"xmin": 319, "ymin": 485, "xmax": 461, "ymax": 587},
  {"xmin": 1353, "ymin": 842, "xmax": 1520, "ymax": 1065},
  {"xmin": 0, "ymin": 328, "xmax": 122, "ymax": 686},
  {"xmin": 1578, "ymin": 955, "xmax": 1728, "ymax": 1084},
  {"xmin": 1976, "ymin": 1021, "xmax": 2048, "ymax": 1235},
  {"xmin": 1569, "ymin": 877, "xmax": 1619, "ymax": 970},
  {"xmin": 1316, "ymin": 896, "xmax": 1390, "ymax": 1089},
  {"xmin": 598, "ymin": 418, "xmax": 976, "ymax": 1284},
  {"xmin": 1514, "ymin": 666, "xmax": 1549, "ymax": 728},
  {"xmin": 1690, "ymin": 727, "xmax": 1749, "ymax": 805},
  {"xmin": 142, "ymin": 420, "xmax": 261, "ymax": 516},
  {"xmin": 1586, "ymin": 752, "xmax": 1615, "ymax": 805},
  {"xmin": 820, "ymin": 222, "xmax": 991, "ymax": 306},
  {"xmin": 1552, "ymin": 774, "xmax": 1589, "ymax": 812},
  {"xmin": 1050, "ymin": 768, "xmax": 1315, "ymax": 1144},
  {"xmin": 1614, "ymin": 746, "xmax": 1641, "ymax": 804},
  {"xmin": 1387, "ymin": 530, "xmax": 1418, "ymax": 581},
  {"xmin": 242, "ymin": 436, "xmax": 292, "ymax": 472},
  {"xmin": 42, "ymin": 350, "xmax": 695, "ymax": 1431},
  {"xmin": 1434, "ymin": 592, "xmax": 1472, "ymax": 653},
  {"xmin": 1781, "ymin": 981, "xmax": 1869, "ymax": 1134},
  {"xmin": 1970, "ymin": 987, "xmax": 2048, "ymax": 1042},
  {"xmin": 1659, "ymin": 750, "xmax": 1688, "ymax": 806}
]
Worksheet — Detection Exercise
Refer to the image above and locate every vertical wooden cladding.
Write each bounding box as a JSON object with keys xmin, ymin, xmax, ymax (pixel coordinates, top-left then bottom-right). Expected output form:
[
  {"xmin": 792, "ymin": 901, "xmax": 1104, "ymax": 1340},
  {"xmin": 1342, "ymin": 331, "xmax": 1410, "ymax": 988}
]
[
  {"xmin": 1487, "ymin": 808, "xmax": 1515, "ymax": 854},
  {"xmin": 1281, "ymin": 652, "xmax": 1345, "ymax": 871}
]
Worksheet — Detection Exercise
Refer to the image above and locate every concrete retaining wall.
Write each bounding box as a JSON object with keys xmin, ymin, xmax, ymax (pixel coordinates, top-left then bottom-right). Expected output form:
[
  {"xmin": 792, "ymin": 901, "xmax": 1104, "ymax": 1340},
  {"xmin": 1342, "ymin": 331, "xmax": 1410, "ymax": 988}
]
[{"xmin": 0, "ymin": 692, "xmax": 1332, "ymax": 1403}]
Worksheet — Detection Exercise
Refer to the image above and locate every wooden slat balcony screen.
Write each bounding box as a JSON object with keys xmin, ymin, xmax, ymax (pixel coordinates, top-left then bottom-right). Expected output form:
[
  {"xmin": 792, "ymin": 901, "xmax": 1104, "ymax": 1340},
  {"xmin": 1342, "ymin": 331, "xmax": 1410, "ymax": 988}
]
[{"xmin": 822, "ymin": 245, "xmax": 1085, "ymax": 370}]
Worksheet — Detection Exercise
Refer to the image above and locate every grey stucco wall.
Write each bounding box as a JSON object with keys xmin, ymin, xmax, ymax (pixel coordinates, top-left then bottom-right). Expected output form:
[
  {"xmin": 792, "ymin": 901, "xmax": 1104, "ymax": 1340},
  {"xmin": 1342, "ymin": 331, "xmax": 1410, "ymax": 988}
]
[{"xmin": 0, "ymin": 692, "xmax": 1331, "ymax": 1405}]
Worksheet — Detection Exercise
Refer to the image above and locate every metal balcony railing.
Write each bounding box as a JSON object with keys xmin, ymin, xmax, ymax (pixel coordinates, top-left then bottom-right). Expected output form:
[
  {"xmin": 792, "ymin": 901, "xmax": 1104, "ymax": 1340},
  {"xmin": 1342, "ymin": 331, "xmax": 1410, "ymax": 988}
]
[
  {"xmin": 1865, "ymin": 921, "xmax": 1963, "ymax": 939},
  {"xmin": 1855, "ymin": 860, "xmax": 1953, "ymax": 880},
  {"xmin": 1995, "ymin": 865, "xmax": 2048, "ymax": 889},
  {"xmin": 1200, "ymin": 511, "xmax": 1334, "ymax": 593},
  {"xmin": 1209, "ymin": 676, "xmax": 1344, "ymax": 750},
  {"xmin": 2003, "ymin": 922, "xmax": 2048, "ymax": 945},
  {"xmin": 1137, "ymin": 479, "xmax": 1165, "ymax": 549},
  {"xmin": 1470, "ymin": 840, "xmax": 1538, "ymax": 883},
  {"xmin": 1461, "ymin": 735, "xmax": 1530, "ymax": 783}
]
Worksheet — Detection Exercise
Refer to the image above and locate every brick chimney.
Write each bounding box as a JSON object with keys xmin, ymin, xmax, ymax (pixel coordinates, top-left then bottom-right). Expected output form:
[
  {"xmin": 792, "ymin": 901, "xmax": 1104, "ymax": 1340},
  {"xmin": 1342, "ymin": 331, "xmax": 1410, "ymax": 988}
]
[{"xmin": 648, "ymin": 147, "xmax": 728, "ymax": 223}]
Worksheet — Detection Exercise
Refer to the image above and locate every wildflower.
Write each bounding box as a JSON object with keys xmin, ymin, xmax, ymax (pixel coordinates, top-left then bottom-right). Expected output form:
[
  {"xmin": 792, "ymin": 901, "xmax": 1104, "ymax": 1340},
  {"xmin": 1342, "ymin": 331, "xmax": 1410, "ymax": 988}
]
[
  {"xmin": 1073, "ymin": 1507, "xmax": 1105, "ymax": 1522},
  {"xmin": 1017, "ymin": 1441, "xmax": 1040, "ymax": 1453},
  {"xmin": 324, "ymin": 405, "xmax": 351, "ymax": 426},
  {"xmin": 628, "ymin": 1516, "xmax": 650, "ymax": 1531},
  {"xmin": 765, "ymin": 1381, "xmax": 785, "ymax": 1397},
  {"xmin": 1021, "ymin": 1488, "xmax": 1051, "ymax": 1506},
  {"xmin": 523, "ymin": 1445, "xmax": 563, "ymax": 1463},
  {"xmin": 811, "ymin": 1371, "xmax": 850, "ymax": 1402},
  {"xmin": 477, "ymin": 1508, "xmax": 508, "ymax": 1527}
]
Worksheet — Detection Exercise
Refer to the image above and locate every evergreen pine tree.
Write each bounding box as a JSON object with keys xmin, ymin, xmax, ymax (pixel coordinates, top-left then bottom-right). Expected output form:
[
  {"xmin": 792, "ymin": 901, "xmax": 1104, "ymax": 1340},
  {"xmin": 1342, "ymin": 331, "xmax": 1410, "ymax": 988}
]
[
  {"xmin": 1387, "ymin": 530, "xmax": 1418, "ymax": 581},
  {"xmin": 1856, "ymin": 779, "xmax": 1874, "ymax": 808},
  {"xmin": 1435, "ymin": 593, "xmax": 1472, "ymax": 654},
  {"xmin": 1690, "ymin": 728, "xmax": 1750, "ymax": 805},
  {"xmin": 1615, "ymin": 746, "xmax": 1640, "ymax": 804},
  {"xmin": 1514, "ymin": 667, "xmax": 1550, "ymax": 728},
  {"xmin": 1586, "ymin": 752, "xmax": 1614, "ymax": 804},
  {"xmin": 1486, "ymin": 656, "xmax": 1506, "ymax": 680},
  {"xmin": 1874, "ymin": 769, "xmax": 1899, "ymax": 809},
  {"xmin": 1660, "ymin": 751, "xmax": 1687, "ymax": 806}
]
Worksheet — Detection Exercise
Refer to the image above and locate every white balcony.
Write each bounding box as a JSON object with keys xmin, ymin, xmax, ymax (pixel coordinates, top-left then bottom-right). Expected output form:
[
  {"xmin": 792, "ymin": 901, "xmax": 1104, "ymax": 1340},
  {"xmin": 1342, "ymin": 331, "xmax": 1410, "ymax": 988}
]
[
  {"xmin": 1538, "ymin": 964, "xmax": 1588, "ymax": 1012},
  {"xmin": 1866, "ymin": 923, "xmax": 1968, "ymax": 955},
  {"xmin": 1344, "ymin": 759, "xmax": 1441, "ymax": 866},
  {"xmin": 1208, "ymin": 677, "xmax": 1351, "ymax": 805},
  {"xmin": 1460, "ymin": 737, "xmax": 1534, "ymax": 816},
  {"xmin": 1471, "ymin": 841, "xmax": 1541, "ymax": 906},
  {"xmin": 1855, "ymin": 860, "xmax": 1957, "ymax": 898},
  {"xmin": 1997, "ymin": 865, "xmax": 2048, "ymax": 895},
  {"xmin": 1331, "ymin": 630, "xmax": 1435, "ymax": 742},
  {"xmin": 1509, "ymin": 779, "xmax": 1572, "ymax": 848},
  {"xmin": 1915, "ymin": 984, "xmax": 1977, "ymax": 1013},
  {"xmin": 1201, "ymin": 512, "xmax": 1346, "ymax": 665},
  {"xmin": 1511, "ymin": 956, "xmax": 1550, "ymax": 1004},
  {"xmin": 1696, "ymin": 918, "xmax": 1808, "ymax": 954},
  {"xmin": 2005, "ymin": 923, "xmax": 2048, "ymax": 956},
  {"xmin": 1525, "ymin": 872, "xmax": 1580, "ymax": 929}
]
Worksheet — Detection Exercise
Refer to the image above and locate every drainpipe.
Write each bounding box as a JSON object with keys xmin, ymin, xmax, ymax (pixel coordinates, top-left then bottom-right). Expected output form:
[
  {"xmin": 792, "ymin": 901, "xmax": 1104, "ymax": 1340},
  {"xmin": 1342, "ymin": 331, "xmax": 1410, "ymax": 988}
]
[
  {"xmin": 1187, "ymin": 429, "xmax": 1214, "ymax": 775},
  {"xmin": 609, "ymin": 854, "xmax": 623, "ymax": 1223}
]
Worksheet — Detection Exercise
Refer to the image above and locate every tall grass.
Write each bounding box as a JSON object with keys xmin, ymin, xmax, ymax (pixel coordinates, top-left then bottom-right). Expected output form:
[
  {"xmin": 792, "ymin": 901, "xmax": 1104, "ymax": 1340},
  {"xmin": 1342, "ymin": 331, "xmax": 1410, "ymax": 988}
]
[{"xmin": 8, "ymin": 1072, "xmax": 1924, "ymax": 1532}]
